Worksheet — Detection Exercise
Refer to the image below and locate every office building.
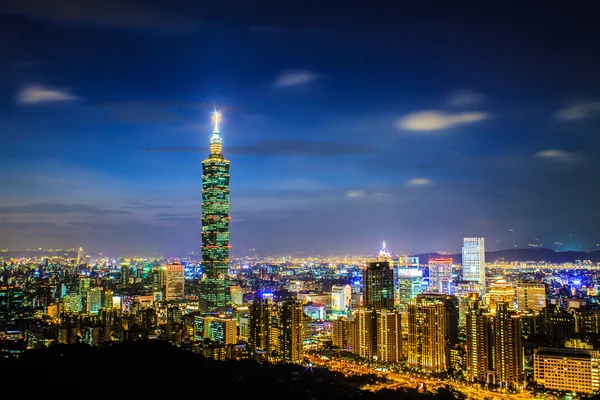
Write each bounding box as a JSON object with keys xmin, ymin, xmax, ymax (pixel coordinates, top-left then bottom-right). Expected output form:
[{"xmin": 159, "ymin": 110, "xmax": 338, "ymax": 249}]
[
  {"xmin": 534, "ymin": 347, "xmax": 600, "ymax": 394},
  {"xmin": 331, "ymin": 284, "xmax": 352, "ymax": 312},
  {"xmin": 86, "ymin": 288, "xmax": 102, "ymax": 315},
  {"xmin": 516, "ymin": 281, "xmax": 546, "ymax": 311},
  {"xmin": 428, "ymin": 258, "xmax": 453, "ymax": 294},
  {"xmin": 487, "ymin": 279, "xmax": 515, "ymax": 312},
  {"xmin": 397, "ymin": 268, "xmax": 423, "ymax": 310},
  {"xmin": 363, "ymin": 243, "xmax": 395, "ymax": 310},
  {"xmin": 230, "ymin": 285, "xmax": 243, "ymax": 306},
  {"xmin": 462, "ymin": 237, "xmax": 486, "ymax": 293},
  {"xmin": 165, "ymin": 263, "xmax": 185, "ymax": 301},
  {"xmin": 194, "ymin": 314, "xmax": 238, "ymax": 344},
  {"xmin": 199, "ymin": 111, "xmax": 232, "ymax": 313}
]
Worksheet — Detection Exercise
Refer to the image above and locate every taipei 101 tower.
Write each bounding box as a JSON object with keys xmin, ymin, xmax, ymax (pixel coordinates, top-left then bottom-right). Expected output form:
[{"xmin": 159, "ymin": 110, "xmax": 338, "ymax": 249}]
[{"xmin": 199, "ymin": 111, "xmax": 231, "ymax": 313}]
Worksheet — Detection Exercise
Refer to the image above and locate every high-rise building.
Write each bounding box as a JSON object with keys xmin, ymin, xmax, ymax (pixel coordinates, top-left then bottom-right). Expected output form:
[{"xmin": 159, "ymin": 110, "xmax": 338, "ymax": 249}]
[
  {"xmin": 493, "ymin": 302, "xmax": 523, "ymax": 389},
  {"xmin": 121, "ymin": 263, "xmax": 131, "ymax": 286},
  {"xmin": 462, "ymin": 237, "xmax": 486, "ymax": 293},
  {"xmin": 407, "ymin": 294, "xmax": 458, "ymax": 372},
  {"xmin": 76, "ymin": 247, "xmax": 83, "ymax": 266},
  {"xmin": 230, "ymin": 285, "xmax": 243, "ymax": 306},
  {"xmin": 78, "ymin": 277, "xmax": 90, "ymax": 298},
  {"xmin": 199, "ymin": 111, "xmax": 231, "ymax": 313},
  {"xmin": 86, "ymin": 288, "xmax": 102, "ymax": 314},
  {"xmin": 487, "ymin": 279, "xmax": 515, "ymax": 312},
  {"xmin": 194, "ymin": 314, "xmax": 238, "ymax": 344},
  {"xmin": 363, "ymin": 243, "xmax": 395, "ymax": 310},
  {"xmin": 331, "ymin": 284, "xmax": 352, "ymax": 312},
  {"xmin": 465, "ymin": 293, "xmax": 492, "ymax": 384},
  {"xmin": 428, "ymin": 258, "xmax": 454, "ymax": 294},
  {"xmin": 376, "ymin": 309, "xmax": 402, "ymax": 363},
  {"xmin": 333, "ymin": 317, "xmax": 349, "ymax": 350},
  {"xmin": 354, "ymin": 307, "xmax": 376, "ymax": 359},
  {"xmin": 62, "ymin": 293, "xmax": 83, "ymax": 313},
  {"xmin": 397, "ymin": 268, "xmax": 423, "ymax": 310},
  {"xmin": 516, "ymin": 281, "xmax": 546, "ymax": 311},
  {"xmin": 278, "ymin": 300, "xmax": 305, "ymax": 363},
  {"xmin": 165, "ymin": 263, "xmax": 185, "ymax": 301},
  {"xmin": 249, "ymin": 296, "xmax": 273, "ymax": 359},
  {"xmin": 102, "ymin": 289, "xmax": 113, "ymax": 309}
]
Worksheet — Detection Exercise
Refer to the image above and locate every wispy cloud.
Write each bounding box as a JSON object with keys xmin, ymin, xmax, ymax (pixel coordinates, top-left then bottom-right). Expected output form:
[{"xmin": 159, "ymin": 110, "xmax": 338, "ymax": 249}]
[
  {"xmin": 144, "ymin": 139, "xmax": 374, "ymax": 156},
  {"xmin": 0, "ymin": 0, "xmax": 203, "ymax": 33},
  {"xmin": 13, "ymin": 60, "xmax": 40, "ymax": 68},
  {"xmin": 555, "ymin": 102, "xmax": 600, "ymax": 121},
  {"xmin": 447, "ymin": 90, "xmax": 487, "ymax": 106},
  {"xmin": 397, "ymin": 110, "xmax": 489, "ymax": 132},
  {"xmin": 344, "ymin": 190, "xmax": 365, "ymax": 198},
  {"xmin": 534, "ymin": 149, "xmax": 578, "ymax": 162},
  {"xmin": 16, "ymin": 84, "xmax": 79, "ymax": 105},
  {"xmin": 407, "ymin": 178, "xmax": 433, "ymax": 186},
  {"xmin": 273, "ymin": 69, "xmax": 319, "ymax": 88},
  {"xmin": 0, "ymin": 203, "xmax": 131, "ymax": 215},
  {"xmin": 123, "ymin": 202, "xmax": 174, "ymax": 210}
]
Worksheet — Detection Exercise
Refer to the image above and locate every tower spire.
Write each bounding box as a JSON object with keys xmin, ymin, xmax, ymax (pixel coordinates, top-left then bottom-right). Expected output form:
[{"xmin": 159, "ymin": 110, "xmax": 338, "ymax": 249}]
[
  {"xmin": 213, "ymin": 110, "xmax": 220, "ymax": 133},
  {"xmin": 209, "ymin": 110, "xmax": 223, "ymax": 155}
]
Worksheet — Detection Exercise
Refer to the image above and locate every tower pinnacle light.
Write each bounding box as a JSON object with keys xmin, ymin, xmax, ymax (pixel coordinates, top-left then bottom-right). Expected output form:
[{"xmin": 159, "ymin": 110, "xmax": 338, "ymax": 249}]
[{"xmin": 213, "ymin": 110, "xmax": 220, "ymax": 133}]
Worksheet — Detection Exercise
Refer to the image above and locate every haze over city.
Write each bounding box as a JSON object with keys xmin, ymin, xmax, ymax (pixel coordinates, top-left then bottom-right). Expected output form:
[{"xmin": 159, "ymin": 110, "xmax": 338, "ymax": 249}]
[{"xmin": 2, "ymin": 1, "xmax": 600, "ymax": 256}]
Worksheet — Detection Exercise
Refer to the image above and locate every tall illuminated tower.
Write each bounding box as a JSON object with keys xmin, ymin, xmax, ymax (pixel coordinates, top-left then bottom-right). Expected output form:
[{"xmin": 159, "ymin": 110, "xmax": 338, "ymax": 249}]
[{"xmin": 199, "ymin": 111, "xmax": 231, "ymax": 313}]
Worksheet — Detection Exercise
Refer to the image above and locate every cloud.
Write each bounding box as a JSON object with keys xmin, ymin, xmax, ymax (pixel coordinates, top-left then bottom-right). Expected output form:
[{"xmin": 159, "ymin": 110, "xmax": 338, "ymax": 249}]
[
  {"xmin": 144, "ymin": 139, "xmax": 374, "ymax": 156},
  {"xmin": 345, "ymin": 190, "xmax": 365, "ymax": 198},
  {"xmin": 122, "ymin": 202, "xmax": 174, "ymax": 210},
  {"xmin": 534, "ymin": 149, "xmax": 577, "ymax": 162},
  {"xmin": 398, "ymin": 111, "xmax": 490, "ymax": 131},
  {"xmin": 447, "ymin": 90, "xmax": 487, "ymax": 106},
  {"xmin": 273, "ymin": 69, "xmax": 319, "ymax": 88},
  {"xmin": 13, "ymin": 60, "xmax": 40, "ymax": 68},
  {"xmin": 16, "ymin": 84, "xmax": 79, "ymax": 105},
  {"xmin": 0, "ymin": 203, "xmax": 131, "ymax": 215},
  {"xmin": 407, "ymin": 178, "xmax": 433, "ymax": 186},
  {"xmin": 555, "ymin": 102, "xmax": 600, "ymax": 121},
  {"xmin": 0, "ymin": 0, "xmax": 202, "ymax": 33}
]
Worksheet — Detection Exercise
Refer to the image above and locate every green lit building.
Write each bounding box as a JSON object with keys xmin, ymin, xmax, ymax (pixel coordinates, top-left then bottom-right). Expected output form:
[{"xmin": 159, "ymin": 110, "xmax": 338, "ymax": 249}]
[{"xmin": 199, "ymin": 111, "xmax": 231, "ymax": 313}]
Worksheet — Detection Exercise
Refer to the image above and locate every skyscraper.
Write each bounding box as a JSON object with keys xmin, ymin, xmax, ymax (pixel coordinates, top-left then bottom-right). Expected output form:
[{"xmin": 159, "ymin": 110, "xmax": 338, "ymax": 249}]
[
  {"xmin": 407, "ymin": 293, "xmax": 459, "ymax": 372},
  {"xmin": 465, "ymin": 293, "xmax": 491, "ymax": 384},
  {"xmin": 249, "ymin": 297, "xmax": 273, "ymax": 359},
  {"xmin": 462, "ymin": 237, "xmax": 486, "ymax": 293},
  {"xmin": 428, "ymin": 258, "xmax": 454, "ymax": 294},
  {"xmin": 362, "ymin": 242, "xmax": 395, "ymax": 310},
  {"xmin": 493, "ymin": 302, "xmax": 523, "ymax": 389},
  {"xmin": 165, "ymin": 263, "xmax": 185, "ymax": 301},
  {"xmin": 199, "ymin": 111, "xmax": 231, "ymax": 313}
]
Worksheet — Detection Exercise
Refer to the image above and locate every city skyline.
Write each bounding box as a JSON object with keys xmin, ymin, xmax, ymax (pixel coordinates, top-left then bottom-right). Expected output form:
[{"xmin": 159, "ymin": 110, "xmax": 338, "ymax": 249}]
[{"xmin": 2, "ymin": 1, "xmax": 600, "ymax": 255}]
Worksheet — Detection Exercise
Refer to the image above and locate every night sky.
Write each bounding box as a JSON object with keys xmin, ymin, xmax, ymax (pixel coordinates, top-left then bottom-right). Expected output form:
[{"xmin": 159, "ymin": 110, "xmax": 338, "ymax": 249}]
[{"xmin": 2, "ymin": 1, "xmax": 600, "ymax": 257}]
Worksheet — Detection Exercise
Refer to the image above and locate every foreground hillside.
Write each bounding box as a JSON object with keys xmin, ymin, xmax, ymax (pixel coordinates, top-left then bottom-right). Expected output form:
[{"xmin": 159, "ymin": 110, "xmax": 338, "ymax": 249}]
[{"xmin": 0, "ymin": 340, "xmax": 461, "ymax": 399}]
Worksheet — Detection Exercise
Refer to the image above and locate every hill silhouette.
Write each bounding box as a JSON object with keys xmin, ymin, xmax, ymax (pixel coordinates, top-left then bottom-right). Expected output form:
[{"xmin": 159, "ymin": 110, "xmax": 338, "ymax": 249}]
[
  {"xmin": 0, "ymin": 340, "xmax": 461, "ymax": 399},
  {"xmin": 414, "ymin": 248, "xmax": 600, "ymax": 264}
]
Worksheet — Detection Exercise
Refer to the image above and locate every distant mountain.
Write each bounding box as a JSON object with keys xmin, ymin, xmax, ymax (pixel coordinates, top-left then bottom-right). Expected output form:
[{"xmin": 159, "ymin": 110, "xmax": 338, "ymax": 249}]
[{"xmin": 413, "ymin": 248, "xmax": 600, "ymax": 264}]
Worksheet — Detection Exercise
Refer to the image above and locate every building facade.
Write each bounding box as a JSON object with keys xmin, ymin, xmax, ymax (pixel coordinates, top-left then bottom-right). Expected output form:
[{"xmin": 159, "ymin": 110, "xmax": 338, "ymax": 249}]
[
  {"xmin": 462, "ymin": 237, "xmax": 486, "ymax": 293},
  {"xmin": 199, "ymin": 111, "xmax": 232, "ymax": 313},
  {"xmin": 165, "ymin": 263, "xmax": 185, "ymax": 301}
]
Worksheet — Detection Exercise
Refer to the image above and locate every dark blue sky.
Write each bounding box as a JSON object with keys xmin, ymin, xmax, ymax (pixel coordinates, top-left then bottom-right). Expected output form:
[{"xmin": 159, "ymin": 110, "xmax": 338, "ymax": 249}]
[{"xmin": 1, "ymin": 1, "xmax": 600, "ymax": 257}]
